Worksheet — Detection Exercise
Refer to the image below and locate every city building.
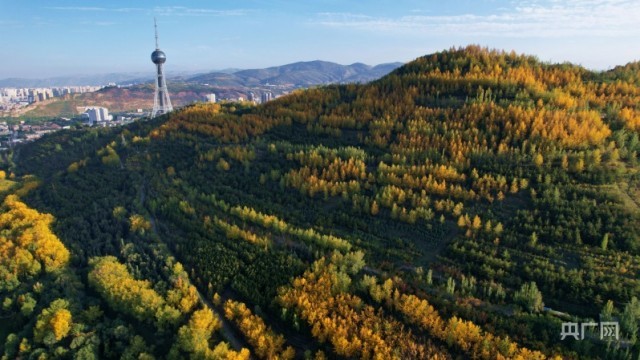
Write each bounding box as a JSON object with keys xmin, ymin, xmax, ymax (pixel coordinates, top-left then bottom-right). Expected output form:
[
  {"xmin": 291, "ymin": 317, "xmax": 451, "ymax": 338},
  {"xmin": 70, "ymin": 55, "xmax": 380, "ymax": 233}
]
[
  {"xmin": 205, "ymin": 93, "xmax": 217, "ymax": 103},
  {"xmin": 84, "ymin": 107, "xmax": 112, "ymax": 123},
  {"xmin": 261, "ymin": 91, "xmax": 273, "ymax": 103},
  {"xmin": 0, "ymin": 86, "xmax": 103, "ymax": 117}
]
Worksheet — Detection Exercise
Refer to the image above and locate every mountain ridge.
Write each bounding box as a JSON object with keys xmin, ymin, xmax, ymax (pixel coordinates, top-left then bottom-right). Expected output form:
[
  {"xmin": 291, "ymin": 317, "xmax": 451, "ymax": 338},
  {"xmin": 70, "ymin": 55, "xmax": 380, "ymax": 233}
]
[{"xmin": 188, "ymin": 60, "xmax": 404, "ymax": 87}]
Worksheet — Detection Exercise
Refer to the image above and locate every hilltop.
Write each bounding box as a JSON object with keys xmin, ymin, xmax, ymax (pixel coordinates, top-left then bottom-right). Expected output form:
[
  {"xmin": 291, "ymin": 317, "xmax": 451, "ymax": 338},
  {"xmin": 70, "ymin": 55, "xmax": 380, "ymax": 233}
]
[{"xmin": 2, "ymin": 46, "xmax": 639, "ymax": 359}]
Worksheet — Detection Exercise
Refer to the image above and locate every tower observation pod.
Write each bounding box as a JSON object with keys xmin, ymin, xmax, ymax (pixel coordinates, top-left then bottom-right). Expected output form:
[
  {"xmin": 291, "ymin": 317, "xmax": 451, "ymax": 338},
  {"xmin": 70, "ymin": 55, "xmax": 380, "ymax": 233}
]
[{"xmin": 151, "ymin": 18, "xmax": 173, "ymax": 117}]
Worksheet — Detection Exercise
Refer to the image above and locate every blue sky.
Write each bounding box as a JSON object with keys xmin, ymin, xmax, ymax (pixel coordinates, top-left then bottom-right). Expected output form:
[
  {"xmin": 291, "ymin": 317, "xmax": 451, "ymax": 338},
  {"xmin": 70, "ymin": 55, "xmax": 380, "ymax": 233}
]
[{"xmin": 0, "ymin": 0, "xmax": 639, "ymax": 78}]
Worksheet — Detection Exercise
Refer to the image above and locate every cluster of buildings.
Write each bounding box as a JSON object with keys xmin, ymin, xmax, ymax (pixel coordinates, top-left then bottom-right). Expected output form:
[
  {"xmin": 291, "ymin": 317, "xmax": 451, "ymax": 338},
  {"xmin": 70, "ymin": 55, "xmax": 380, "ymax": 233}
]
[
  {"xmin": 0, "ymin": 120, "xmax": 69, "ymax": 149},
  {"xmin": 0, "ymin": 86, "xmax": 103, "ymax": 113},
  {"xmin": 83, "ymin": 106, "xmax": 113, "ymax": 123},
  {"xmin": 205, "ymin": 90, "xmax": 278, "ymax": 104},
  {"xmin": 0, "ymin": 104, "xmax": 147, "ymax": 150},
  {"xmin": 249, "ymin": 91, "xmax": 273, "ymax": 103},
  {"xmin": 81, "ymin": 106, "xmax": 145, "ymax": 128},
  {"xmin": 79, "ymin": 106, "xmax": 146, "ymax": 128}
]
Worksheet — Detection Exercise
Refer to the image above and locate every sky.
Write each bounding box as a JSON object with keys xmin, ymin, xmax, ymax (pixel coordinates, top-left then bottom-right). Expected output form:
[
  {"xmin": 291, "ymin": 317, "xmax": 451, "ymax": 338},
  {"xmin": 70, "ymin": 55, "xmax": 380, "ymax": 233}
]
[{"xmin": 0, "ymin": 0, "xmax": 639, "ymax": 79}]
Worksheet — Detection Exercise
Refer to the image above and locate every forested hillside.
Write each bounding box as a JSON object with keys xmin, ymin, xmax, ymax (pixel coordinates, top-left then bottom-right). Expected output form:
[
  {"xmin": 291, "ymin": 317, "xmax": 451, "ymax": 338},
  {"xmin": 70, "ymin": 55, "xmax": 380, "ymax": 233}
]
[{"xmin": 1, "ymin": 46, "xmax": 639, "ymax": 359}]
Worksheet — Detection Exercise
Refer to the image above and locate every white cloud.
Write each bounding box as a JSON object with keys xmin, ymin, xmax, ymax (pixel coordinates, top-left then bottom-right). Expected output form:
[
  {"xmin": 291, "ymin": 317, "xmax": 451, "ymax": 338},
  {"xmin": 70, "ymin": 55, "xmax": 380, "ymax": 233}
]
[
  {"xmin": 79, "ymin": 20, "xmax": 117, "ymax": 27},
  {"xmin": 47, "ymin": 6, "xmax": 108, "ymax": 11},
  {"xmin": 314, "ymin": 0, "xmax": 640, "ymax": 38},
  {"xmin": 152, "ymin": 6, "xmax": 250, "ymax": 17},
  {"xmin": 47, "ymin": 6, "xmax": 143, "ymax": 12},
  {"xmin": 46, "ymin": 6, "xmax": 248, "ymax": 17}
]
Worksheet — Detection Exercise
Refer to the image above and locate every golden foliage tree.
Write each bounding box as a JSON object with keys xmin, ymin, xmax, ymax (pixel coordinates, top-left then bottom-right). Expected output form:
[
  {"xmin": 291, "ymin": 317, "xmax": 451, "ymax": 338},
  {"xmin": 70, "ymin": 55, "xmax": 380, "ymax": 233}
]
[
  {"xmin": 224, "ymin": 299, "xmax": 294, "ymax": 359},
  {"xmin": 34, "ymin": 299, "xmax": 72, "ymax": 345},
  {"xmin": 0, "ymin": 195, "xmax": 69, "ymax": 291},
  {"xmin": 175, "ymin": 307, "xmax": 251, "ymax": 359},
  {"xmin": 129, "ymin": 214, "xmax": 152, "ymax": 235},
  {"xmin": 88, "ymin": 256, "xmax": 180, "ymax": 327}
]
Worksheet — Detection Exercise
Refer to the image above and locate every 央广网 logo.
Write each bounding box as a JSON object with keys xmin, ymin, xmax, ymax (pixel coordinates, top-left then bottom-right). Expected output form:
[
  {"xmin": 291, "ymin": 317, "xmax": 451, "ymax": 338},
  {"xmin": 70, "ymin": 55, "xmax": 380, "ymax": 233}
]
[{"xmin": 560, "ymin": 322, "xmax": 619, "ymax": 341}]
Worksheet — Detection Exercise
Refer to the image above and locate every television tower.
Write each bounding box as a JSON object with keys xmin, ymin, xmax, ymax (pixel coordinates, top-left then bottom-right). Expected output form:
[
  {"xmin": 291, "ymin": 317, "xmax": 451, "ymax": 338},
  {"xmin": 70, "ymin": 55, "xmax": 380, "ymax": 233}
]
[{"xmin": 151, "ymin": 18, "xmax": 173, "ymax": 117}]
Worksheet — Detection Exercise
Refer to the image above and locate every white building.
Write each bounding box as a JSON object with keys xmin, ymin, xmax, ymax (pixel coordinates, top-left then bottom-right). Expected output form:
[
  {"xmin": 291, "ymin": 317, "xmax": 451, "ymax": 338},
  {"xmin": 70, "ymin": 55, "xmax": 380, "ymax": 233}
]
[
  {"xmin": 84, "ymin": 107, "xmax": 112, "ymax": 123},
  {"xmin": 261, "ymin": 91, "xmax": 273, "ymax": 103},
  {"xmin": 2, "ymin": 88, "xmax": 18, "ymax": 98},
  {"xmin": 205, "ymin": 93, "xmax": 217, "ymax": 103}
]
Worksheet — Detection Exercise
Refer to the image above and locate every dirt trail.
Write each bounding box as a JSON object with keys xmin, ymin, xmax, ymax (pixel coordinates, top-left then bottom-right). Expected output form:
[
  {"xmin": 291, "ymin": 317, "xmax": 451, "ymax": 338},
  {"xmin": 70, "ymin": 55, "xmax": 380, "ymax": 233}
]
[
  {"xmin": 195, "ymin": 291, "xmax": 247, "ymax": 352},
  {"xmin": 614, "ymin": 183, "xmax": 640, "ymax": 213}
]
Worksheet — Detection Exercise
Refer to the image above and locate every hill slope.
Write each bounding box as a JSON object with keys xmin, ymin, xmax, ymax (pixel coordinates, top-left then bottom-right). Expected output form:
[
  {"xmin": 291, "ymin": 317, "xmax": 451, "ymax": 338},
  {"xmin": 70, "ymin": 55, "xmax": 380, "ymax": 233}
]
[
  {"xmin": 3, "ymin": 46, "xmax": 640, "ymax": 359},
  {"xmin": 20, "ymin": 84, "xmax": 217, "ymax": 117}
]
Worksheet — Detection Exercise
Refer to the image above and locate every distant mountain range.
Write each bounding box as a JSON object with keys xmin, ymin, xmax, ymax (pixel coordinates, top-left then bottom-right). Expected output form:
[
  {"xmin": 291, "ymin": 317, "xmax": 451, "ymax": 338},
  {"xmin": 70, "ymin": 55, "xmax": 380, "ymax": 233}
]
[
  {"xmin": 187, "ymin": 61, "xmax": 404, "ymax": 87},
  {"xmin": 0, "ymin": 61, "xmax": 403, "ymax": 88}
]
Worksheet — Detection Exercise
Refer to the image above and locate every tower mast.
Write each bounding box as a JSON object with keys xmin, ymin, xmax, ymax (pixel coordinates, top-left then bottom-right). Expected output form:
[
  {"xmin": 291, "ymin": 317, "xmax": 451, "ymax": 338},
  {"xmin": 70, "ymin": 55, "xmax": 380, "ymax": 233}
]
[{"xmin": 154, "ymin": 17, "xmax": 159, "ymax": 49}]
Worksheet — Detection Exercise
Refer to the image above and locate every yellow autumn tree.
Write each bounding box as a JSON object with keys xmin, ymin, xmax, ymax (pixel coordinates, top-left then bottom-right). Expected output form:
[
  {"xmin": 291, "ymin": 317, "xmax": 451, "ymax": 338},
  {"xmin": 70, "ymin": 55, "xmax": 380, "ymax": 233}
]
[
  {"xmin": 129, "ymin": 214, "xmax": 151, "ymax": 234},
  {"xmin": 34, "ymin": 299, "xmax": 72, "ymax": 344},
  {"xmin": 533, "ymin": 153, "xmax": 544, "ymax": 167},
  {"xmin": 50, "ymin": 309, "xmax": 72, "ymax": 341},
  {"xmin": 620, "ymin": 107, "xmax": 640, "ymax": 130},
  {"xmin": 370, "ymin": 200, "xmax": 380, "ymax": 216},
  {"xmin": 175, "ymin": 308, "xmax": 251, "ymax": 359},
  {"xmin": 88, "ymin": 256, "xmax": 180, "ymax": 327},
  {"xmin": 224, "ymin": 299, "xmax": 294, "ymax": 360},
  {"xmin": 0, "ymin": 195, "xmax": 69, "ymax": 290}
]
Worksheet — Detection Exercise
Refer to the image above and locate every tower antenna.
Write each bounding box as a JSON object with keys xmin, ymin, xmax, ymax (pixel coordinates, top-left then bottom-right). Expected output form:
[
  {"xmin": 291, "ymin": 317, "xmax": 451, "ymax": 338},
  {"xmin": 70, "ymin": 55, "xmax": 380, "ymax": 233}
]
[{"xmin": 154, "ymin": 17, "xmax": 159, "ymax": 49}]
